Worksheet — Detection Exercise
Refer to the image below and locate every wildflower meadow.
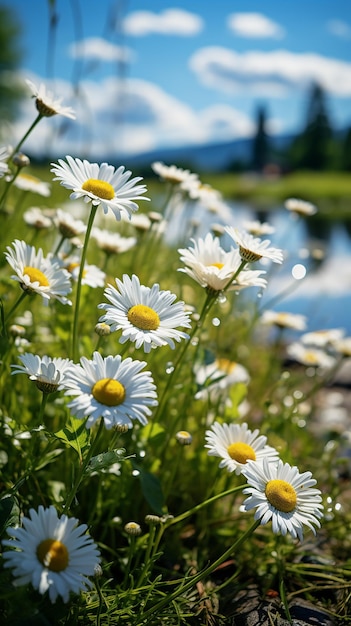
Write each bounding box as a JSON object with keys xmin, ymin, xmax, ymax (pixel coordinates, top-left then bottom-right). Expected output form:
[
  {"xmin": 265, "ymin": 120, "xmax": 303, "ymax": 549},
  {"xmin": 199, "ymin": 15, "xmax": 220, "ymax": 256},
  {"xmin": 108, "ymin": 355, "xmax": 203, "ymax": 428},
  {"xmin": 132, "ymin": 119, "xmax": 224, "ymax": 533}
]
[{"xmin": 0, "ymin": 80, "xmax": 351, "ymax": 625}]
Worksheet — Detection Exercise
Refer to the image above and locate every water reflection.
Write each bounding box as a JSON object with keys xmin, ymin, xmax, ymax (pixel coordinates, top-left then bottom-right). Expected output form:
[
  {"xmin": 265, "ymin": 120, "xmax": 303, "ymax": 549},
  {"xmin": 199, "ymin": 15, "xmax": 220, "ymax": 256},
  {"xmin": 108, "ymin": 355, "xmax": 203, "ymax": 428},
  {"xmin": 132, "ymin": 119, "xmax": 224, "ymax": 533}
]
[{"xmin": 167, "ymin": 199, "xmax": 351, "ymax": 334}]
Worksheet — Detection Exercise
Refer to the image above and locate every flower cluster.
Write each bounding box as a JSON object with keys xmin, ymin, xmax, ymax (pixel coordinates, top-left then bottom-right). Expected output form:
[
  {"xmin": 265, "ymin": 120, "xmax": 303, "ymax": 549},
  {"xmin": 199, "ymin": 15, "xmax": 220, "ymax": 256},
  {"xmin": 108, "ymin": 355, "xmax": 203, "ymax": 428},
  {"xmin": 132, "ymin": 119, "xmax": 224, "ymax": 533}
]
[{"xmin": 0, "ymin": 77, "xmax": 333, "ymax": 618}]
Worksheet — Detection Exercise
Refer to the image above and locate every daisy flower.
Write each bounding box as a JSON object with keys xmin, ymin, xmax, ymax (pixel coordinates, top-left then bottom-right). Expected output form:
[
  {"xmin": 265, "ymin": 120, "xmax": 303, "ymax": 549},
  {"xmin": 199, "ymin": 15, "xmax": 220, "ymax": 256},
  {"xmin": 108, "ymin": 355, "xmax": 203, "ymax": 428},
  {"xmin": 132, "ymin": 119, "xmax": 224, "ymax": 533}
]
[
  {"xmin": 151, "ymin": 161, "xmax": 199, "ymax": 188},
  {"xmin": 332, "ymin": 336, "xmax": 351, "ymax": 357},
  {"xmin": 284, "ymin": 198, "xmax": 317, "ymax": 217},
  {"xmin": 23, "ymin": 207, "xmax": 53, "ymax": 230},
  {"xmin": 26, "ymin": 79, "xmax": 76, "ymax": 119},
  {"xmin": 260, "ymin": 311, "xmax": 307, "ymax": 331},
  {"xmin": 287, "ymin": 342, "xmax": 337, "ymax": 369},
  {"xmin": 98, "ymin": 274, "xmax": 191, "ymax": 353},
  {"xmin": 11, "ymin": 353, "xmax": 73, "ymax": 394},
  {"xmin": 243, "ymin": 220, "xmax": 275, "ymax": 237},
  {"xmin": 64, "ymin": 258, "xmax": 106, "ymax": 288},
  {"xmin": 54, "ymin": 209, "xmax": 86, "ymax": 239},
  {"xmin": 5, "ymin": 239, "xmax": 72, "ymax": 305},
  {"xmin": 13, "ymin": 173, "xmax": 51, "ymax": 197},
  {"xmin": 178, "ymin": 233, "xmax": 245, "ymax": 292},
  {"xmin": 205, "ymin": 422, "xmax": 279, "ymax": 475},
  {"xmin": 225, "ymin": 227, "xmax": 284, "ymax": 264},
  {"xmin": 195, "ymin": 358, "xmax": 250, "ymax": 402},
  {"xmin": 242, "ymin": 458, "xmax": 324, "ymax": 540},
  {"xmin": 64, "ymin": 351, "xmax": 158, "ymax": 429},
  {"xmin": 300, "ymin": 328, "xmax": 344, "ymax": 348},
  {"xmin": 51, "ymin": 156, "xmax": 149, "ymax": 221},
  {"xmin": 2, "ymin": 505, "xmax": 100, "ymax": 603},
  {"xmin": 92, "ymin": 228, "xmax": 137, "ymax": 255}
]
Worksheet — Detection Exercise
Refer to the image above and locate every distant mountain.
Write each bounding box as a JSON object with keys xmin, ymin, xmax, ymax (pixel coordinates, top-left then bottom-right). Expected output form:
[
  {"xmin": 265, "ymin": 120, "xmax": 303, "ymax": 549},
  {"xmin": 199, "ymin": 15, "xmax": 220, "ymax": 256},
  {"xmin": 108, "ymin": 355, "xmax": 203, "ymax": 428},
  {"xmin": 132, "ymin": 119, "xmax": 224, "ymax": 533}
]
[{"xmin": 119, "ymin": 133, "xmax": 295, "ymax": 174}]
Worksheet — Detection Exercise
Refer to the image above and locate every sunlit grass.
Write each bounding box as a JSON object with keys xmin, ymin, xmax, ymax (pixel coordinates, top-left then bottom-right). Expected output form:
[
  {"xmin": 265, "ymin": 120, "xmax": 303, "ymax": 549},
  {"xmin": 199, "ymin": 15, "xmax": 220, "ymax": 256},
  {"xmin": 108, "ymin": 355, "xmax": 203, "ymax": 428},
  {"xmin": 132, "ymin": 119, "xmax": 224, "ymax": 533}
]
[{"xmin": 0, "ymin": 110, "xmax": 351, "ymax": 624}]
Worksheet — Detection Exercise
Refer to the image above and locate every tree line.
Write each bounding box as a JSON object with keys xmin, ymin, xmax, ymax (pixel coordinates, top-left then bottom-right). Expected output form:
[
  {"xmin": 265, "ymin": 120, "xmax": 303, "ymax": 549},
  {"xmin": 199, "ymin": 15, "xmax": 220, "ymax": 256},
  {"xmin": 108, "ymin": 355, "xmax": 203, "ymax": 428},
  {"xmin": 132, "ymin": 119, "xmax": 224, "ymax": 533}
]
[{"xmin": 251, "ymin": 83, "xmax": 351, "ymax": 173}]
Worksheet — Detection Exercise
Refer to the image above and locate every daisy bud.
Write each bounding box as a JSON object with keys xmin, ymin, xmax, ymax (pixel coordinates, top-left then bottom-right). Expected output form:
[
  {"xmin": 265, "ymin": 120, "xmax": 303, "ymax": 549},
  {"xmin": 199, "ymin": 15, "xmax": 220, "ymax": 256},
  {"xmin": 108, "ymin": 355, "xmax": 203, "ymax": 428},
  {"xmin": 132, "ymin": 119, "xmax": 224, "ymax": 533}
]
[
  {"xmin": 124, "ymin": 522, "xmax": 142, "ymax": 536},
  {"xmin": 175, "ymin": 430, "xmax": 192, "ymax": 446},
  {"xmin": 12, "ymin": 152, "xmax": 30, "ymax": 168}
]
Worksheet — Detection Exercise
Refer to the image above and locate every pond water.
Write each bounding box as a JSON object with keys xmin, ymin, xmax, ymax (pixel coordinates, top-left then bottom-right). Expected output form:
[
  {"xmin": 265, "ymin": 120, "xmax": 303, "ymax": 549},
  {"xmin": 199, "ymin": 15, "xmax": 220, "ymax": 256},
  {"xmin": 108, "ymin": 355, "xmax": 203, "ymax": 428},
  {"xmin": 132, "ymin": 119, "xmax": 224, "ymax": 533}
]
[{"xmin": 167, "ymin": 199, "xmax": 351, "ymax": 337}]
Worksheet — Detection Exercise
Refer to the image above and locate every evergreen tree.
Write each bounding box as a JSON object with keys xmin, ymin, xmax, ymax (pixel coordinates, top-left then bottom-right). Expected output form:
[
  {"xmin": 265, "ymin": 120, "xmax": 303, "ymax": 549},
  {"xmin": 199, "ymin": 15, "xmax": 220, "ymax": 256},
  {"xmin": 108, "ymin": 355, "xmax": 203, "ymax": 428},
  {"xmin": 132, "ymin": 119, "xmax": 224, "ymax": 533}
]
[
  {"xmin": 289, "ymin": 82, "xmax": 333, "ymax": 170},
  {"xmin": 341, "ymin": 126, "xmax": 351, "ymax": 171},
  {"xmin": 251, "ymin": 105, "xmax": 270, "ymax": 172}
]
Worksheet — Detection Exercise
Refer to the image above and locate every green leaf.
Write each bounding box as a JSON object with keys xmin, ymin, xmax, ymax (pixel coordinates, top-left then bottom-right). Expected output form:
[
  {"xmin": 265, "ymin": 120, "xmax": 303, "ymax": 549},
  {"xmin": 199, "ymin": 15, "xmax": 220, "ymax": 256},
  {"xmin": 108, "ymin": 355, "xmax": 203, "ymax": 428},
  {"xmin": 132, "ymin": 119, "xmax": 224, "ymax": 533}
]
[
  {"xmin": 85, "ymin": 448, "xmax": 126, "ymax": 475},
  {"xmin": 133, "ymin": 462, "xmax": 165, "ymax": 515},
  {"xmin": 0, "ymin": 496, "xmax": 20, "ymax": 537},
  {"xmin": 52, "ymin": 416, "xmax": 90, "ymax": 460}
]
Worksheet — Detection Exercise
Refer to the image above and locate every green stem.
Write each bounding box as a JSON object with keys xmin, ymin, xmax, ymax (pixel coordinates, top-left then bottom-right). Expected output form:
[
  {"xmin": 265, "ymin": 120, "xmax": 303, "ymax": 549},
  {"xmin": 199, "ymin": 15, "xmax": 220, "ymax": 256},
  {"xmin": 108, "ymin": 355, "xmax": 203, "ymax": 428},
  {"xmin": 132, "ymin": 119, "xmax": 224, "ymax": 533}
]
[
  {"xmin": 136, "ymin": 524, "xmax": 157, "ymax": 588},
  {"xmin": 53, "ymin": 234, "xmax": 67, "ymax": 256},
  {"xmin": 63, "ymin": 417, "xmax": 104, "ymax": 511},
  {"xmin": 139, "ymin": 519, "xmax": 261, "ymax": 622},
  {"xmin": 151, "ymin": 289, "xmax": 216, "ymax": 425},
  {"xmin": 3, "ymin": 291, "xmax": 28, "ymax": 326},
  {"xmin": 38, "ymin": 393, "xmax": 49, "ymax": 425},
  {"xmin": 0, "ymin": 166, "xmax": 21, "ymax": 212},
  {"xmin": 11, "ymin": 112, "xmax": 44, "ymax": 157},
  {"xmin": 71, "ymin": 204, "xmax": 98, "ymax": 361}
]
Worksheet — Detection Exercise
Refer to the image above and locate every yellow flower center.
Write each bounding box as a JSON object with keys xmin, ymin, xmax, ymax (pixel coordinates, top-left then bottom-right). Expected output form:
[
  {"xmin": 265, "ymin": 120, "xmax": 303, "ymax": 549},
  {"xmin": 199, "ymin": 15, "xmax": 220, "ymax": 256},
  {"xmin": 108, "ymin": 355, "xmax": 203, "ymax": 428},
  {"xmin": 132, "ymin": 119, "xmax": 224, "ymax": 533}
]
[
  {"xmin": 20, "ymin": 173, "xmax": 41, "ymax": 184},
  {"xmin": 82, "ymin": 178, "xmax": 115, "ymax": 200},
  {"xmin": 127, "ymin": 304, "xmax": 160, "ymax": 331},
  {"xmin": 209, "ymin": 262, "xmax": 224, "ymax": 270},
  {"xmin": 227, "ymin": 442, "xmax": 256, "ymax": 464},
  {"xmin": 36, "ymin": 538, "xmax": 69, "ymax": 572},
  {"xmin": 265, "ymin": 479, "xmax": 297, "ymax": 513},
  {"xmin": 304, "ymin": 351, "xmax": 319, "ymax": 364},
  {"xmin": 23, "ymin": 266, "xmax": 49, "ymax": 286},
  {"xmin": 92, "ymin": 377, "xmax": 126, "ymax": 406},
  {"xmin": 66, "ymin": 262, "xmax": 87, "ymax": 277},
  {"xmin": 216, "ymin": 358, "xmax": 237, "ymax": 374}
]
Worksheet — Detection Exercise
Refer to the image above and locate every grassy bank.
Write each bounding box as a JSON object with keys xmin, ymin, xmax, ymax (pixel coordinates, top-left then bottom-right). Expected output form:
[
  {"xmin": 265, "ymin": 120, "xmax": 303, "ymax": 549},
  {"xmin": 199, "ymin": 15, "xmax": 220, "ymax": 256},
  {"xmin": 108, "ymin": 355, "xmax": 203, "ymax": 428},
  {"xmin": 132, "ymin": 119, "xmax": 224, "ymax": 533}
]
[{"xmin": 202, "ymin": 170, "xmax": 351, "ymax": 213}]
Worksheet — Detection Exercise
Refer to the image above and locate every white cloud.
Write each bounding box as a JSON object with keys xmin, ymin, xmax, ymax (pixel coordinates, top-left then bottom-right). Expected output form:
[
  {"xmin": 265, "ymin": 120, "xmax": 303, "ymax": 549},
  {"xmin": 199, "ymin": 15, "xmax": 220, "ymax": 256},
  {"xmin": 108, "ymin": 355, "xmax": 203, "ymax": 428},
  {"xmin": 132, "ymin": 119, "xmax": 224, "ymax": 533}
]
[
  {"xmin": 69, "ymin": 37, "xmax": 133, "ymax": 63},
  {"xmin": 227, "ymin": 12, "xmax": 285, "ymax": 39},
  {"xmin": 122, "ymin": 8, "xmax": 204, "ymax": 36},
  {"xmin": 9, "ymin": 72, "xmax": 253, "ymax": 160},
  {"xmin": 190, "ymin": 47, "xmax": 351, "ymax": 97},
  {"xmin": 327, "ymin": 19, "xmax": 351, "ymax": 39}
]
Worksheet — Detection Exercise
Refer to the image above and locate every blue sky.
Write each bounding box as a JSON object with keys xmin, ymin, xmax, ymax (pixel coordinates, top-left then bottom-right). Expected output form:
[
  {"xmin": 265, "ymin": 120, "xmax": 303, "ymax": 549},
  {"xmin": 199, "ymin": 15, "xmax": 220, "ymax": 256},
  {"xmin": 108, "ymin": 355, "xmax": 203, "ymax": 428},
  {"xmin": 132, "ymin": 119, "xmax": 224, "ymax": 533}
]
[{"xmin": 4, "ymin": 0, "xmax": 351, "ymax": 159}]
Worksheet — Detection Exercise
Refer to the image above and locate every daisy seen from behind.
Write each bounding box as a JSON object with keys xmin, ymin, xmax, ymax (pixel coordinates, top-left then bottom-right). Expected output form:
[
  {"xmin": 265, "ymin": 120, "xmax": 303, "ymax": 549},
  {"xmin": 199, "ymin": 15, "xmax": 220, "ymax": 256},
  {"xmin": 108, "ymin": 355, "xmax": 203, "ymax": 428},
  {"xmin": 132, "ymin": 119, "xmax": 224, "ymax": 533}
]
[
  {"xmin": 51, "ymin": 156, "xmax": 149, "ymax": 221},
  {"xmin": 11, "ymin": 353, "xmax": 73, "ymax": 394},
  {"xmin": 2, "ymin": 505, "xmax": 100, "ymax": 603},
  {"xmin": 98, "ymin": 274, "xmax": 192, "ymax": 353},
  {"xmin": 26, "ymin": 79, "xmax": 76, "ymax": 119},
  {"xmin": 5, "ymin": 239, "xmax": 72, "ymax": 305},
  {"xmin": 225, "ymin": 227, "xmax": 284, "ymax": 264},
  {"xmin": 178, "ymin": 233, "xmax": 247, "ymax": 292},
  {"xmin": 242, "ymin": 458, "xmax": 324, "ymax": 541},
  {"xmin": 205, "ymin": 422, "xmax": 279, "ymax": 475},
  {"xmin": 64, "ymin": 351, "xmax": 158, "ymax": 429},
  {"xmin": 284, "ymin": 197, "xmax": 317, "ymax": 217}
]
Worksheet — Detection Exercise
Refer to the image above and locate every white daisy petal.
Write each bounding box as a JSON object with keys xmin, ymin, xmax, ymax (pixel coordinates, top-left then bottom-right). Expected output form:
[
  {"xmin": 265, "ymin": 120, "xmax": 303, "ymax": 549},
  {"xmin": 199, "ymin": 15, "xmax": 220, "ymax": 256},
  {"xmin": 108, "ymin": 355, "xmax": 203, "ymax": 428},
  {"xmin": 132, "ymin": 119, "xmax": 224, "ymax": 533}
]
[
  {"xmin": 51, "ymin": 156, "xmax": 149, "ymax": 221},
  {"xmin": 205, "ymin": 422, "xmax": 279, "ymax": 475},
  {"xmin": 225, "ymin": 227, "xmax": 284, "ymax": 264},
  {"xmin": 178, "ymin": 232, "xmax": 267, "ymax": 292},
  {"xmin": 4, "ymin": 239, "xmax": 72, "ymax": 306},
  {"xmin": 26, "ymin": 80, "xmax": 76, "ymax": 119},
  {"xmin": 11, "ymin": 353, "xmax": 73, "ymax": 393},
  {"xmin": 64, "ymin": 351, "xmax": 158, "ymax": 430},
  {"xmin": 2, "ymin": 505, "xmax": 100, "ymax": 604},
  {"xmin": 242, "ymin": 458, "xmax": 324, "ymax": 541},
  {"xmin": 98, "ymin": 274, "xmax": 191, "ymax": 353}
]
